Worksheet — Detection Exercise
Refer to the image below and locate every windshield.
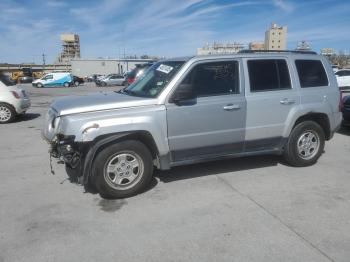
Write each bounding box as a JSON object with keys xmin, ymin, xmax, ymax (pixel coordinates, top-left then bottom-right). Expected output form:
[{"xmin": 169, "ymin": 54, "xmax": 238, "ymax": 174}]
[
  {"xmin": 123, "ymin": 61, "xmax": 185, "ymax": 98},
  {"xmin": 0, "ymin": 73, "xmax": 16, "ymax": 86}
]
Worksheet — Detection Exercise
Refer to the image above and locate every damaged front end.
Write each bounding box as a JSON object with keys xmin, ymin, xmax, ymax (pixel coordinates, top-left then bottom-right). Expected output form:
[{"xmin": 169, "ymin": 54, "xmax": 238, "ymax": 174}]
[
  {"xmin": 49, "ymin": 135, "xmax": 81, "ymax": 169},
  {"xmin": 48, "ymin": 134, "xmax": 89, "ymax": 183}
]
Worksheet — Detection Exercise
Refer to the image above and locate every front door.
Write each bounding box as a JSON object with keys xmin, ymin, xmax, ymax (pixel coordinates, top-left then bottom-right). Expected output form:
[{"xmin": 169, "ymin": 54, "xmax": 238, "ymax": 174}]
[{"xmin": 166, "ymin": 60, "xmax": 246, "ymax": 162}]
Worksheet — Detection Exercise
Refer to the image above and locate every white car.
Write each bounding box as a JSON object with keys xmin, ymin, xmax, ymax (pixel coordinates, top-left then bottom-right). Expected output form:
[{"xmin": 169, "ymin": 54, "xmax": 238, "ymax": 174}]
[
  {"xmin": 335, "ymin": 69, "xmax": 350, "ymax": 90},
  {"xmin": 0, "ymin": 73, "xmax": 31, "ymax": 123}
]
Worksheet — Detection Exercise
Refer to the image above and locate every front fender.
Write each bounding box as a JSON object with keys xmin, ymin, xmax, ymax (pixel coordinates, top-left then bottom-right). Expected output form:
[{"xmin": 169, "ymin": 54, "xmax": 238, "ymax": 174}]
[{"xmin": 82, "ymin": 131, "xmax": 134, "ymax": 185}]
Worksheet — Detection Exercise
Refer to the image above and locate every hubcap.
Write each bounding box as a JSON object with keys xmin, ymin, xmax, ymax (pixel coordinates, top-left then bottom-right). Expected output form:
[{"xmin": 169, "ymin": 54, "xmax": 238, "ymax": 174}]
[
  {"xmin": 297, "ymin": 131, "xmax": 320, "ymax": 160},
  {"xmin": 104, "ymin": 152, "xmax": 144, "ymax": 190},
  {"xmin": 0, "ymin": 106, "xmax": 11, "ymax": 122}
]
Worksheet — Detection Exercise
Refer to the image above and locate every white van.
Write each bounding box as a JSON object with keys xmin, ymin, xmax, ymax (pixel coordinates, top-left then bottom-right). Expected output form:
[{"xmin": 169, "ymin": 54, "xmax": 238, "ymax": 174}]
[{"xmin": 32, "ymin": 73, "xmax": 72, "ymax": 88}]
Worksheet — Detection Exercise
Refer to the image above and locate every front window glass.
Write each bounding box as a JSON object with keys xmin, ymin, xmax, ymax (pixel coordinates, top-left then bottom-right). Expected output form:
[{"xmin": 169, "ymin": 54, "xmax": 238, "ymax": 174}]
[
  {"xmin": 42, "ymin": 74, "xmax": 53, "ymax": 80},
  {"xmin": 122, "ymin": 61, "xmax": 185, "ymax": 98},
  {"xmin": 180, "ymin": 61, "xmax": 240, "ymax": 97},
  {"xmin": 0, "ymin": 73, "xmax": 16, "ymax": 86}
]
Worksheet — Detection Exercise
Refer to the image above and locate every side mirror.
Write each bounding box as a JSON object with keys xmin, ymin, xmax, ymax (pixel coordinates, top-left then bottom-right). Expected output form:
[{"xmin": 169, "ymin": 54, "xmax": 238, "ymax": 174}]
[{"xmin": 171, "ymin": 84, "xmax": 196, "ymax": 105}]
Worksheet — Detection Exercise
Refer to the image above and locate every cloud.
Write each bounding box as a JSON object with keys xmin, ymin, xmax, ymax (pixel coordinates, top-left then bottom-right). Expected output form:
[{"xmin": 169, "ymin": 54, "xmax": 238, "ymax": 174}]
[{"xmin": 273, "ymin": 0, "xmax": 295, "ymax": 12}]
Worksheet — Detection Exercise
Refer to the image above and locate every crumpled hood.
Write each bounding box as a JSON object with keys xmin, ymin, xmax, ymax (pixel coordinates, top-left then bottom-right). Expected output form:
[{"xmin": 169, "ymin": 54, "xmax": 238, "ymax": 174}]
[{"xmin": 51, "ymin": 91, "xmax": 157, "ymax": 116}]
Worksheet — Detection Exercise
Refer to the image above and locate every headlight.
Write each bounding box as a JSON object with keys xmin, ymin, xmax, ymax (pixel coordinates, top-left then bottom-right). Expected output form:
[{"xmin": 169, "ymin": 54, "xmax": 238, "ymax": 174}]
[{"xmin": 52, "ymin": 116, "xmax": 60, "ymax": 129}]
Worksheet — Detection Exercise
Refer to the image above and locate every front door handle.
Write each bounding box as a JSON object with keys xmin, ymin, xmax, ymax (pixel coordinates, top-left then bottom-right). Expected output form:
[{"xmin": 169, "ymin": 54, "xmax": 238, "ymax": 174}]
[
  {"xmin": 280, "ymin": 98, "xmax": 296, "ymax": 105},
  {"xmin": 223, "ymin": 104, "xmax": 241, "ymax": 111}
]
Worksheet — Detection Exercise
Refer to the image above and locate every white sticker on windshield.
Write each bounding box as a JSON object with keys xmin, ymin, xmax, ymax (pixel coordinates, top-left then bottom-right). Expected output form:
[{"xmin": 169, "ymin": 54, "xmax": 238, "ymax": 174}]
[{"xmin": 156, "ymin": 64, "xmax": 173, "ymax": 74}]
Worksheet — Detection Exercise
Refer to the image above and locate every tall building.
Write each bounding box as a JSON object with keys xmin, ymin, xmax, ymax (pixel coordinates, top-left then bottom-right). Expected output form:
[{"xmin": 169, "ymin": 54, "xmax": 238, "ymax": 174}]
[
  {"xmin": 197, "ymin": 42, "xmax": 244, "ymax": 55},
  {"xmin": 264, "ymin": 23, "xmax": 287, "ymax": 50},
  {"xmin": 57, "ymin": 34, "xmax": 81, "ymax": 63},
  {"xmin": 249, "ymin": 41, "xmax": 265, "ymax": 50}
]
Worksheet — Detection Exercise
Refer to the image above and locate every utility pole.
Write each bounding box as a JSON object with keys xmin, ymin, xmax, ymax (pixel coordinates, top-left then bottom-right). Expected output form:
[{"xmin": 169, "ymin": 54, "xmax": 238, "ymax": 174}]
[{"xmin": 42, "ymin": 53, "xmax": 46, "ymax": 71}]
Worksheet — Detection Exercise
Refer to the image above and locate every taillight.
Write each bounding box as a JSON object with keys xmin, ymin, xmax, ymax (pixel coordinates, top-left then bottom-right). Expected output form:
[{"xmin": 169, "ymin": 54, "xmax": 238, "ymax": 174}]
[
  {"xmin": 127, "ymin": 77, "xmax": 135, "ymax": 84},
  {"xmin": 339, "ymin": 91, "xmax": 344, "ymax": 112},
  {"xmin": 11, "ymin": 91, "xmax": 20, "ymax": 99}
]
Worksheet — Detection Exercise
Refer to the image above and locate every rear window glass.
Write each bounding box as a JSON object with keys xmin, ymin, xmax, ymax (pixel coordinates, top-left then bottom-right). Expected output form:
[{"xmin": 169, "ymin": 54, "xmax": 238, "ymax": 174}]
[
  {"xmin": 248, "ymin": 59, "xmax": 291, "ymax": 92},
  {"xmin": 295, "ymin": 60, "xmax": 328, "ymax": 88}
]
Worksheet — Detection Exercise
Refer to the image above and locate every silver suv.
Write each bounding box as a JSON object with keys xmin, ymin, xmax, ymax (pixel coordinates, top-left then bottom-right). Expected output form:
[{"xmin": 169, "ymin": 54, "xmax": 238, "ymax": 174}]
[{"xmin": 42, "ymin": 51, "xmax": 343, "ymax": 198}]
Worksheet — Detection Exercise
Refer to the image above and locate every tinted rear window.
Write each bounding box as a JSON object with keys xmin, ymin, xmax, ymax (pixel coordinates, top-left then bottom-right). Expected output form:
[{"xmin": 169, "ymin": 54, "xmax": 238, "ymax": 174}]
[
  {"xmin": 295, "ymin": 60, "xmax": 328, "ymax": 88},
  {"xmin": 248, "ymin": 59, "xmax": 291, "ymax": 92}
]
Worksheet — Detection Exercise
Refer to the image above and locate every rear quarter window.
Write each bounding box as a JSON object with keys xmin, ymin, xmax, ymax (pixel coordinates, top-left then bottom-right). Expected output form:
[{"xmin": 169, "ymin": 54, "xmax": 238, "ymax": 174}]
[{"xmin": 295, "ymin": 60, "xmax": 329, "ymax": 88}]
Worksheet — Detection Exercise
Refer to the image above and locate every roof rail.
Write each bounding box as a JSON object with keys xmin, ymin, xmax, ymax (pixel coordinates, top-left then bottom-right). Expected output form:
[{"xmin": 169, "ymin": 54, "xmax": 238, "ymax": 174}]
[{"xmin": 238, "ymin": 50, "xmax": 318, "ymax": 55}]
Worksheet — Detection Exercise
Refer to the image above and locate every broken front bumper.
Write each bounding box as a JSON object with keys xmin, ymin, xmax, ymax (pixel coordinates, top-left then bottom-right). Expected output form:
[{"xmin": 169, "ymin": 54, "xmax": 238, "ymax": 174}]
[{"xmin": 48, "ymin": 135, "xmax": 81, "ymax": 169}]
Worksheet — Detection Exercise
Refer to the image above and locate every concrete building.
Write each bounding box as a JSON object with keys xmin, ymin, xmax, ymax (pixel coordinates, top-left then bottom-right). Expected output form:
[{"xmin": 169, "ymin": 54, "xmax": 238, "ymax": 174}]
[
  {"xmin": 197, "ymin": 42, "xmax": 244, "ymax": 55},
  {"xmin": 265, "ymin": 23, "xmax": 287, "ymax": 50},
  {"xmin": 57, "ymin": 34, "xmax": 81, "ymax": 63},
  {"xmin": 70, "ymin": 58, "xmax": 154, "ymax": 77},
  {"xmin": 249, "ymin": 41, "xmax": 265, "ymax": 50}
]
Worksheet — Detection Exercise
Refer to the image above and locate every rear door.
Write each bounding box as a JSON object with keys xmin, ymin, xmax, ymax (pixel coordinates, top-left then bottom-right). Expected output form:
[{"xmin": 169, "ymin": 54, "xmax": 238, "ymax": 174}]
[
  {"xmin": 166, "ymin": 59, "xmax": 246, "ymax": 162},
  {"xmin": 244, "ymin": 57, "xmax": 299, "ymax": 151}
]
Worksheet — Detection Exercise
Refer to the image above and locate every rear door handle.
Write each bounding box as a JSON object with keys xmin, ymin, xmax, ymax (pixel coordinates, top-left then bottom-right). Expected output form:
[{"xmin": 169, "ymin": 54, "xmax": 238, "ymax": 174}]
[
  {"xmin": 223, "ymin": 104, "xmax": 241, "ymax": 111},
  {"xmin": 280, "ymin": 98, "xmax": 296, "ymax": 105}
]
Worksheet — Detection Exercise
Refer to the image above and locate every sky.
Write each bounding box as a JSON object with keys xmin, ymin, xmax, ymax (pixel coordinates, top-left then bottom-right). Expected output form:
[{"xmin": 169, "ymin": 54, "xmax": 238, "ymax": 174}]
[{"xmin": 0, "ymin": 0, "xmax": 349, "ymax": 64}]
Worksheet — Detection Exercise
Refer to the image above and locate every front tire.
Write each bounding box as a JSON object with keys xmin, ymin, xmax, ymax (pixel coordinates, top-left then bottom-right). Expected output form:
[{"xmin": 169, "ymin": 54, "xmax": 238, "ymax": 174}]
[
  {"xmin": 74, "ymin": 81, "xmax": 80, "ymax": 87},
  {"xmin": 0, "ymin": 103, "xmax": 16, "ymax": 124},
  {"xmin": 65, "ymin": 164, "xmax": 80, "ymax": 183},
  {"xmin": 93, "ymin": 140, "xmax": 153, "ymax": 199},
  {"xmin": 283, "ymin": 121, "xmax": 325, "ymax": 167},
  {"xmin": 36, "ymin": 83, "xmax": 43, "ymax": 88},
  {"xmin": 63, "ymin": 82, "xmax": 70, "ymax": 88}
]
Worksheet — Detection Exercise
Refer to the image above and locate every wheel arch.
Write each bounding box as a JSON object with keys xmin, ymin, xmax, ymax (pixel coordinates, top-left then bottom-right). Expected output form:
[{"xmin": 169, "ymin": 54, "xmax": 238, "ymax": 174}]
[
  {"xmin": 292, "ymin": 113, "xmax": 331, "ymax": 140},
  {"xmin": 81, "ymin": 130, "xmax": 160, "ymax": 185}
]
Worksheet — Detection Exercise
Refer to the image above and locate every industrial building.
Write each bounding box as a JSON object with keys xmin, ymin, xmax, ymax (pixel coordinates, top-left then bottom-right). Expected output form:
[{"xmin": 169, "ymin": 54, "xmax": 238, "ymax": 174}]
[
  {"xmin": 249, "ymin": 41, "xmax": 265, "ymax": 50},
  {"xmin": 197, "ymin": 42, "xmax": 244, "ymax": 55},
  {"xmin": 57, "ymin": 34, "xmax": 81, "ymax": 63},
  {"xmin": 264, "ymin": 23, "xmax": 287, "ymax": 50},
  {"xmin": 70, "ymin": 58, "xmax": 155, "ymax": 77}
]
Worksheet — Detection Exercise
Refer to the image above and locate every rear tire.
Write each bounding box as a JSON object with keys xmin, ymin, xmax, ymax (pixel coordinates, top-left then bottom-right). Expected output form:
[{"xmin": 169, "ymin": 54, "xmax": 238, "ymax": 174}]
[
  {"xmin": 93, "ymin": 140, "xmax": 153, "ymax": 199},
  {"xmin": 74, "ymin": 81, "xmax": 80, "ymax": 87},
  {"xmin": 283, "ymin": 121, "xmax": 325, "ymax": 167},
  {"xmin": 0, "ymin": 103, "xmax": 16, "ymax": 124},
  {"xmin": 63, "ymin": 82, "xmax": 70, "ymax": 88}
]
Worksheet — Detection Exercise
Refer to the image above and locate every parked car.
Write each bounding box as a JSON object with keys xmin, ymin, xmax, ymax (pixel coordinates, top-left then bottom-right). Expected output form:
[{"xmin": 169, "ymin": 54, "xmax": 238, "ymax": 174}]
[
  {"xmin": 42, "ymin": 51, "xmax": 342, "ymax": 198},
  {"xmin": 18, "ymin": 76, "xmax": 34, "ymax": 83},
  {"xmin": 332, "ymin": 65, "xmax": 339, "ymax": 72},
  {"xmin": 342, "ymin": 96, "xmax": 350, "ymax": 126},
  {"xmin": 32, "ymin": 73, "xmax": 72, "ymax": 88},
  {"xmin": 0, "ymin": 72, "xmax": 31, "ymax": 123},
  {"xmin": 335, "ymin": 69, "xmax": 350, "ymax": 90},
  {"xmin": 126, "ymin": 64, "xmax": 152, "ymax": 85},
  {"xmin": 71, "ymin": 76, "xmax": 84, "ymax": 87},
  {"xmin": 96, "ymin": 74, "xmax": 125, "ymax": 86}
]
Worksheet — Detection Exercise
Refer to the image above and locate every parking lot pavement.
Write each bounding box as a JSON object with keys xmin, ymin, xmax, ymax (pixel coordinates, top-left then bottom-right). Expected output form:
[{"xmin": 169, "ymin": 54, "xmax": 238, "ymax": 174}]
[{"xmin": 0, "ymin": 83, "xmax": 350, "ymax": 262}]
